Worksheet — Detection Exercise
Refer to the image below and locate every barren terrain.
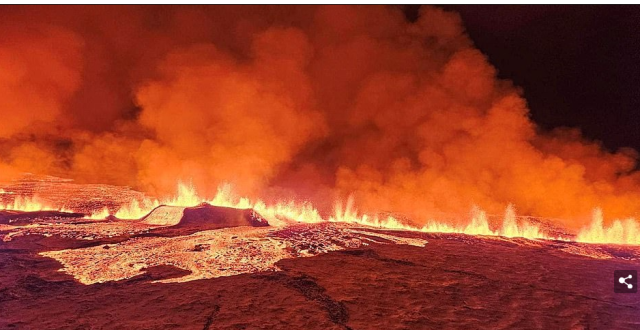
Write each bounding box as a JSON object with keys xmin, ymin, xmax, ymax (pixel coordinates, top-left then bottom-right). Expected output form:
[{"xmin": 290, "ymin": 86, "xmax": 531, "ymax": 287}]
[{"xmin": 1, "ymin": 208, "xmax": 639, "ymax": 329}]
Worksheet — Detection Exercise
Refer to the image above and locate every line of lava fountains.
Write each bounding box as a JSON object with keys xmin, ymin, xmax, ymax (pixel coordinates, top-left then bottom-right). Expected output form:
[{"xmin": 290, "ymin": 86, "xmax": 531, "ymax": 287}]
[
  {"xmin": 576, "ymin": 208, "xmax": 640, "ymax": 245},
  {"xmin": 0, "ymin": 195, "xmax": 74, "ymax": 214},
  {"xmin": 1, "ymin": 182, "xmax": 638, "ymax": 245}
]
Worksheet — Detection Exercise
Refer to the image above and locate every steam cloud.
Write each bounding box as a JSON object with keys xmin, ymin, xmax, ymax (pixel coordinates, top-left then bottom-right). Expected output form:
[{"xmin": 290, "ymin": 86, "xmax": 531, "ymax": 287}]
[{"xmin": 1, "ymin": 5, "xmax": 639, "ymax": 229}]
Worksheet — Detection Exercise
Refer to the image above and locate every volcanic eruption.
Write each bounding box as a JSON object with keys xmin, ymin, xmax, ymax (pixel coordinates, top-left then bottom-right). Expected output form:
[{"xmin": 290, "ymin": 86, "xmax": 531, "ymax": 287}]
[{"xmin": 1, "ymin": 5, "xmax": 639, "ymax": 329}]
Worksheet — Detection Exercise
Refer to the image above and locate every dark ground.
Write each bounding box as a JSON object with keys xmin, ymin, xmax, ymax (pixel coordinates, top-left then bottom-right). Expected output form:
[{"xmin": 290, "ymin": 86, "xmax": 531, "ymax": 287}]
[{"xmin": 1, "ymin": 230, "xmax": 639, "ymax": 330}]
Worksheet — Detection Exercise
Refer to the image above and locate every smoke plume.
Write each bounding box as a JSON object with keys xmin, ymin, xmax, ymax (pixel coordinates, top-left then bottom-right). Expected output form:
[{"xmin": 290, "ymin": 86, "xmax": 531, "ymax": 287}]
[{"xmin": 1, "ymin": 5, "xmax": 639, "ymax": 229}]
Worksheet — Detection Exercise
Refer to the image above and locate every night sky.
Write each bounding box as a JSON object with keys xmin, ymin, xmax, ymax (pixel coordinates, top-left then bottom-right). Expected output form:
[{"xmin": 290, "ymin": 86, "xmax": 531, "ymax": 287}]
[{"xmin": 420, "ymin": 6, "xmax": 640, "ymax": 154}]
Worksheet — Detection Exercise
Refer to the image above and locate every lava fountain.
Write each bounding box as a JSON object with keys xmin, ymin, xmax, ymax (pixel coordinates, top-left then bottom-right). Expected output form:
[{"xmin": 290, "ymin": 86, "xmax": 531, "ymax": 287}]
[{"xmin": 2, "ymin": 6, "xmax": 640, "ymax": 329}]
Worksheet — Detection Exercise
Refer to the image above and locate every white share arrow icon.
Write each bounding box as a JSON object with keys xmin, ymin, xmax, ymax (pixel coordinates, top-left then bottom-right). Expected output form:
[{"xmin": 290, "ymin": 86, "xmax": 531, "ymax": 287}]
[{"xmin": 619, "ymin": 274, "xmax": 634, "ymax": 289}]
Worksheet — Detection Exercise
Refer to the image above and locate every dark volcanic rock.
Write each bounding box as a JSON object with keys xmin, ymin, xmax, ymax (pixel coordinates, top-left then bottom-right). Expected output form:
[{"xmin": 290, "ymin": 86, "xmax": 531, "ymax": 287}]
[
  {"xmin": 179, "ymin": 203, "xmax": 269, "ymax": 229},
  {"xmin": 1, "ymin": 236, "xmax": 640, "ymax": 329},
  {"xmin": 126, "ymin": 265, "xmax": 192, "ymax": 283},
  {"xmin": 140, "ymin": 204, "xmax": 269, "ymax": 237},
  {"xmin": 0, "ymin": 210, "xmax": 84, "ymax": 225}
]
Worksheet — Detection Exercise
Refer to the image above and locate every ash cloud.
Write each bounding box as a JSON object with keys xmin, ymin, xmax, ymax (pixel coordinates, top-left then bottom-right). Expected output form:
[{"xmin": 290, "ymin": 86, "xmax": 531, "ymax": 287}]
[{"xmin": 1, "ymin": 5, "xmax": 639, "ymax": 229}]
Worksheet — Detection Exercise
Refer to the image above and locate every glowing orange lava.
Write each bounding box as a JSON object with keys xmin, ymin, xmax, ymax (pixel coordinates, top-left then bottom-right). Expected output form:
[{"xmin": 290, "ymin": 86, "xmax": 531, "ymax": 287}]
[
  {"xmin": 2, "ymin": 181, "xmax": 638, "ymax": 245},
  {"xmin": 0, "ymin": 195, "xmax": 73, "ymax": 213},
  {"xmin": 99, "ymin": 182, "xmax": 637, "ymax": 244},
  {"xmin": 576, "ymin": 209, "xmax": 640, "ymax": 245}
]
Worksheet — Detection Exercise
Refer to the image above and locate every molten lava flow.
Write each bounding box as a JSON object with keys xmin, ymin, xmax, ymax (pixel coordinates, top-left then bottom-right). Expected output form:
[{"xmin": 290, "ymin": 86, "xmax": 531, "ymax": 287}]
[{"xmin": 39, "ymin": 223, "xmax": 429, "ymax": 284}]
